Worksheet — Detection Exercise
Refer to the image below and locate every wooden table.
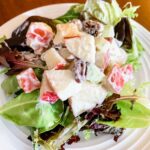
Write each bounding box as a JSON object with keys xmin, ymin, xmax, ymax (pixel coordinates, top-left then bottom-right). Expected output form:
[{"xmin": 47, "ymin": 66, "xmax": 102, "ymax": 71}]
[{"xmin": 0, "ymin": 0, "xmax": 149, "ymax": 31}]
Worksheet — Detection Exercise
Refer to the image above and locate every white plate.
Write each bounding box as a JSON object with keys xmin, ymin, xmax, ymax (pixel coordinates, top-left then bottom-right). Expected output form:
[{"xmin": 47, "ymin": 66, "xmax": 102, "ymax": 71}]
[{"xmin": 0, "ymin": 3, "xmax": 150, "ymax": 150}]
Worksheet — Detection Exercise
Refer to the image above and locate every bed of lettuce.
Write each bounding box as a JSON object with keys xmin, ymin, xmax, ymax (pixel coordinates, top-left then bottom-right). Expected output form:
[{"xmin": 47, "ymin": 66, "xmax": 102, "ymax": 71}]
[{"xmin": 0, "ymin": 0, "xmax": 150, "ymax": 150}]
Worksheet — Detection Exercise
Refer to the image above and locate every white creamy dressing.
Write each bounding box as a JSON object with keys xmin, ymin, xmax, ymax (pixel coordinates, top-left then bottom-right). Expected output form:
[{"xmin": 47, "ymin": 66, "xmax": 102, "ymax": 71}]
[
  {"xmin": 69, "ymin": 81, "xmax": 108, "ymax": 117},
  {"xmin": 95, "ymin": 37, "xmax": 127, "ymax": 69},
  {"xmin": 23, "ymin": 20, "xmax": 132, "ymax": 115},
  {"xmin": 45, "ymin": 70, "xmax": 81, "ymax": 101},
  {"xmin": 41, "ymin": 48, "xmax": 67, "ymax": 69},
  {"xmin": 65, "ymin": 32, "xmax": 96, "ymax": 63}
]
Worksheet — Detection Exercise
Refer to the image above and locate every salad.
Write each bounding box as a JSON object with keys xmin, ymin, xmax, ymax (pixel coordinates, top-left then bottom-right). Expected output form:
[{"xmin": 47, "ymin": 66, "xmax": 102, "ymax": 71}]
[{"xmin": 0, "ymin": 0, "xmax": 149, "ymax": 150}]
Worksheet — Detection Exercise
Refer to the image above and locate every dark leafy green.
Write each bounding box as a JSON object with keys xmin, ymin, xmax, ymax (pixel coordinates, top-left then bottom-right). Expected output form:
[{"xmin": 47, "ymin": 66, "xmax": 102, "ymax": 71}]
[
  {"xmin": 6, "ymin": 16, "xmax": 56, "ymax": 51},
  {"xmin": 1, "ymin": 75, "xmax": 19, "ymax": 95},
  {"xmin": 37, "ymin": 120, "xmax": 87, "ymax": 150},
  {"xmin": 90, "ymin": 123, "xmax": 124, "ymax": 142},
  {"xmin": 60, "ymin": 107, "xmax": 74, "ymax": 127},
  {"xmin": 0, "ymin": 43, "xmax": 47, "ymax": 75},
  {"xmin": 114, "ymin": 17, "xmax": 144, "ymax": 70},
  {"xmin": 14, "ymin": 89, "xmax": 24, "ymax": 97},
  {"xmin": 34, "ymin": 68, "xmax": 44, "ymax": 81},
  {"xmin": 0, "ymin": 90, "xmax": 64, "ymax": 130},
  {"xmin": 39, "ymin": 100, "xmax": 64, "ymax": 133},
  {"xmin": 115, "ymin": 17, "xmax": 133, "ymax": 49}
]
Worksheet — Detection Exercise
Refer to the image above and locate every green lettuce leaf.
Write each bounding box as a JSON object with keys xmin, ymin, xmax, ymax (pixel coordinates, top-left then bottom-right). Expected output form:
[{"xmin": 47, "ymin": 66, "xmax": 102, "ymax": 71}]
[
  {"xmin": 97, "ymin": 100, "xmax": 150, "ymax": 128},
  {"xmin": 39, "ymin": 100, "xmax": 64, "ymax": 133},
  {"xmin": 84, "ymin": 0, "xmax": 139, "ymax": 25},
  {"xmin": 121, "ymin": 81, "xmax": 135, "ymax": 96},
  {"xmin": 28, "ymin": 128, "xmax": 39, "ymax": 150},
  {"xmin": 0, "ymin": 35, "xmax": 6, "ymax": 48},
  {"xmin": 135, "ymin": 82, "xmax": 150, "ymax": 107},
  {"xmin": 123, "ymin": 2, "xmax": 139, "ymax": 19},
  {"xmin": 1, "ymin": 75, "xmax": 19, "ymax": 95},
  {"xmin": 84, "ymin": 0, "xmax": 122, "ymax": 25},
  {"xmin": 102, "ymin": 25, "xmax": 114, "ymax": 37},
  {"xmin": 0, "ymin": 90, "xmax": 64, "ymax": 130},
  {"xmin": 0, "ymin": 67, "xmax": 10, "ymax": 75},
  {"xmin": 54, "ymin": 4, "xmax": 84, "ymax": 24},
  {"xmin": 126, "ymin": 36, "xmax": 144, "ymax": 70},
  {"xmin": 60, "ymin": 106, "xmax": 74, "ymax": 127},
  {"xmin": 83, "ymin": 129, "xmax": 92, "ymax": 140},
  {"xmin": 121, "ymin": 81, "xmax": 150, "ymax": 107},
  {"xmin": 135, "ymin": 82, "xmax": 150, "ymax": 97}
]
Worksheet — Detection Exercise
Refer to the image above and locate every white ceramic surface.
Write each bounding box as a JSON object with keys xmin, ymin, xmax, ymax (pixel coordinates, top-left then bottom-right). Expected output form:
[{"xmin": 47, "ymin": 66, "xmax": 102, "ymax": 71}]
[{"xmin": 0, "ymin": 3, "xmax": 150, "ymax": 150}]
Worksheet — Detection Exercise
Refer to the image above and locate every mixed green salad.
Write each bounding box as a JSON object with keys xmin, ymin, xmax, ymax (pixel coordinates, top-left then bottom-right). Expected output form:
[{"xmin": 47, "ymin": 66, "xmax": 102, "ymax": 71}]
[{"xmin": 0, "ymin": 0, "xmax": 149, "ymax": 150}]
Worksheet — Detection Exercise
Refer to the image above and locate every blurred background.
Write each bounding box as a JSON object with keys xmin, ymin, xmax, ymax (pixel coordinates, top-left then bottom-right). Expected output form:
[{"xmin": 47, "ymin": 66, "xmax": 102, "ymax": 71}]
[{"xmin": 0, "ymin": 0, "xmax": 149, "ymax": 31}]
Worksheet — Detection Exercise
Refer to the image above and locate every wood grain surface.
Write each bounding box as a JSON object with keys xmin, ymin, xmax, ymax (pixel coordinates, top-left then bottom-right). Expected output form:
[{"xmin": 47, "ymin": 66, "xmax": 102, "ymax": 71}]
[{"xmin": 0, "ymin": 0, "xmax": 149, "ymax": 31}]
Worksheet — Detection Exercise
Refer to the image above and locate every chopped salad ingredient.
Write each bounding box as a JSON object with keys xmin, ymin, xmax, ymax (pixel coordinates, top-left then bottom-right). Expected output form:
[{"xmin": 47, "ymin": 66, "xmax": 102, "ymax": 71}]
[
  {"xmin": 41, "ymin": 48, "xmax": 67, "ymax": 70},
  {"xmin": 26, "ymin": 22, "xmax": 54, "ymax": 54},
  {"xmin": 16, "ymin": 68, "xmax": 40, "ymax": 93},
  {"xmin": 46, "ymin": 70, "xmax": 81, "ymax": 100}
]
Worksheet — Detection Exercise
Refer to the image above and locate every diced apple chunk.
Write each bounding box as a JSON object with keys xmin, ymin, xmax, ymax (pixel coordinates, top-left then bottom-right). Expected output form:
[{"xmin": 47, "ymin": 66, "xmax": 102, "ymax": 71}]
[
  {"xmin": 45, "ymin": 70, "xmax": 81, "ymax": 101},
  {"xmin": 104, "ymin": 64, "xmax": 133, "ymax": 94},
  {"xmin": 69, "ymin": 82, "xmax": 108, "ymax": 117},
  {"xmin": 16, "ymin": 68, "xmax": 40, "ymax": 93},
  {"xmin": 95, "ymin": 37, "xmax": 127, "ymax": 70},
  {"xmin": 105, "ymin": 65, "xmax": 124, "ymax": 93},
  {"xmin": 95, "ymin": 36, "xmax": 111, "ymax": 52},
  {"xmin": 70, "ymin": 100, "xmax": 96, "ymax": 117},
  {"xmin": 53, "ymin": 23, "xmax": 81, "ymax": 44},
  {"xmin": 58, "ymin": 48, "xmax": 75, "ymax": 61},
  {"xmin": 109, "ymin": 39, "xmax": 127, "ymax": 66},
  {"xmin": 121, "ymin": 64, "xmax": 133, "ymax": 82},
  {"xmin": 65, "ymin": 33, "xmax": 96, "ymax": 63},
  {"xmin": 41, "ymin": 48, "xmax": 67, "ymax": 70},
  {"xmin": 40, "ymin": 73, "xmax": 59, "ymax": 104},
  {"xmin": 40, "ymin": 73, "xmax": 53, "ymax": 97},
  {"xmin": 26, "ymin": 22, "xmax": 54, "ymax": 54},
  {"xmin": 41, "ymin": 91, "xmax": 59, "ymax": 104},
  {"xmin": 101, "ymin": 25, "xmax": 114, "ymax": 38}
]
